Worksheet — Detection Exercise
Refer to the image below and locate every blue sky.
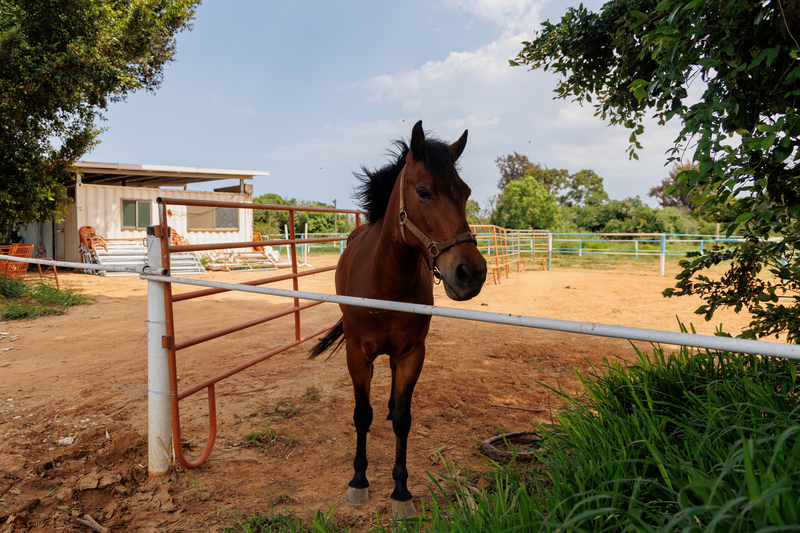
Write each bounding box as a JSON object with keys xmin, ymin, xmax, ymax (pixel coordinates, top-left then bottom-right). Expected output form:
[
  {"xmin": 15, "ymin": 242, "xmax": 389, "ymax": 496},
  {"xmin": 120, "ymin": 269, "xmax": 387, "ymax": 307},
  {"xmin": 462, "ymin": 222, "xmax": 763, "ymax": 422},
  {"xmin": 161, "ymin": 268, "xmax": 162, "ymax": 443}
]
[{"xmin": 86, "ymin": 0, "xmax": 684, "ymax": 211}]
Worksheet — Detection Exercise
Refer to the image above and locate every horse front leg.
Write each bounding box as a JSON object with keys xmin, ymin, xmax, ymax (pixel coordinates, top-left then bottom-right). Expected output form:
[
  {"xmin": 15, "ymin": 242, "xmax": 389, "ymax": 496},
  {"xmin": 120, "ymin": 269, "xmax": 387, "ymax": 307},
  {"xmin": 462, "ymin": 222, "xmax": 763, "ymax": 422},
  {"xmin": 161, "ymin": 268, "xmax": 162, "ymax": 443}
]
[
  {"xmin": 389, "ymin": 348, "xmax": 425, "ymax": 518},
  {"xmin": 345, "ymin": 354, "xmax": 373, "ymax": 507}
]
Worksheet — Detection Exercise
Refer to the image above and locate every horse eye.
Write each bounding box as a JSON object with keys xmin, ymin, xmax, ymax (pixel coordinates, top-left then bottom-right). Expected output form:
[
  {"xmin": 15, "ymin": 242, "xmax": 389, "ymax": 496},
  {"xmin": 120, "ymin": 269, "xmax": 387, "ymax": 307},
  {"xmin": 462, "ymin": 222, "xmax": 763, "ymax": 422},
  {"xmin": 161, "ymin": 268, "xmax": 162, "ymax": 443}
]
[{"xmin": 416, "ymin": 187, "xmax": 432, "ymax": 200}]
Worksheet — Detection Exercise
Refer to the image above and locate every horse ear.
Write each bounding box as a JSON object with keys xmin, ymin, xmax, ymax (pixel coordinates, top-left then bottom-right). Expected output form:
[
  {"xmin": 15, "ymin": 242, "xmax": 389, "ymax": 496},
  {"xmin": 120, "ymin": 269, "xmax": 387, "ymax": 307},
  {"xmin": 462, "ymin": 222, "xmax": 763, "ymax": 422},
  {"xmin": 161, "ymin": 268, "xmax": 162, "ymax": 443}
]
[
  {"xmin": 451, "ymin": 130, "xmax": 468, "ymax": 161},
  {"xmin": 410, "ymin": 120, "xmax": 425, "ymax": 160}
]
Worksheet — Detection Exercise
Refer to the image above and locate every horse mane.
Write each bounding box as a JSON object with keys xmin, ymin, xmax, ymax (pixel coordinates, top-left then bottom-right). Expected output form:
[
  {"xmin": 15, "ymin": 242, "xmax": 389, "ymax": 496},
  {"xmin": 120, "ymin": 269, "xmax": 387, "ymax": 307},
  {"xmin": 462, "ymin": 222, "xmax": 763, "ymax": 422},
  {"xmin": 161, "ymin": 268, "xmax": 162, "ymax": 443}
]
[{"xmin": 354, "ymin": 135, "xmax": 461, "ymax": 223}]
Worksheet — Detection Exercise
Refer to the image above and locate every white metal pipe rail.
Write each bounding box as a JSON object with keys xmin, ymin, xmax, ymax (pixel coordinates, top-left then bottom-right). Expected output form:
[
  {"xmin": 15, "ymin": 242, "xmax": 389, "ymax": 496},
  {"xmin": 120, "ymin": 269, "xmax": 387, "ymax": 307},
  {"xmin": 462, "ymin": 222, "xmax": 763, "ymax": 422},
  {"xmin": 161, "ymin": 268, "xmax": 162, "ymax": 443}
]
[
  {"xmin": 6, "ymin": 253, "xmax": 798, "ymax": 368},
  {"xmin": 140, "ymin": 273, "xmax": 800, "ymax": 361},
  {"xmin": 0, "ymin": 254, "xmax": 167, "ymax": 275}
]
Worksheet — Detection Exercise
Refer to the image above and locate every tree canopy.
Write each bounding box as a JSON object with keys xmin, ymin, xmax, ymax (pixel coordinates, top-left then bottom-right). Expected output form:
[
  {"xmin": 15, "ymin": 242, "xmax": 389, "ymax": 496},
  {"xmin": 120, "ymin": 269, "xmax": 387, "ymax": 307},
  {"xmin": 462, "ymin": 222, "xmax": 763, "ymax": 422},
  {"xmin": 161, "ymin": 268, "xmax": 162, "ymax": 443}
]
[
  {"xmin": 494, "ymin": 153, "xmax": 608, "ymax": 208},
  {"xmin": 0, "ymin": 0, "xmax": 200, "ymax": 243},
  {"xmin": 514, "ymin": 0, "xmax": 800, "ymax": 341},
  {"xmin": 491, "ymin": 174, "xmax": 561, "ymax": 230}
]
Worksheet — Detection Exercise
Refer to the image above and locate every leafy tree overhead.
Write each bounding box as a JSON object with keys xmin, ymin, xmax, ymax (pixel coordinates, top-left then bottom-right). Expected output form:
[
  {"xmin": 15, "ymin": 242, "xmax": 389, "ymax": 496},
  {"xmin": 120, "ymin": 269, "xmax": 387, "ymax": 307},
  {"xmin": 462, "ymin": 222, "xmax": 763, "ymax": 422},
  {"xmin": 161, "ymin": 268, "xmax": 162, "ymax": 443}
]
[
  {"xmin": 0, "ymin": 0, "xmax": 200, "ymax": 243},
  {"xmin": 514, "ymin": 0, "xmax": 800, "ymax": 341},
  {"xmin": 491, "ymin": 174, "xmax": 561, "ymax": 230},
  {"xmin": 649, "ymin": 162, "xmax": 700, "ymax": 212}
]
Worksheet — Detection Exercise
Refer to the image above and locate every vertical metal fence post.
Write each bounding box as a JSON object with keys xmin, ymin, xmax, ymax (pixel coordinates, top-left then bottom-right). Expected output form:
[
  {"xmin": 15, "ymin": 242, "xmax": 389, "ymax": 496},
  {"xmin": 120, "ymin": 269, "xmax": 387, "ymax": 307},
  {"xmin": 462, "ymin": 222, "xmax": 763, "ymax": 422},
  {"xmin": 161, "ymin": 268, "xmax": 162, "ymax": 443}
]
[
  {"xmin": 659, "ymin": 233, "xmax": 667, "ymax": 276},
  {"xmin": 547, "ymin": 232, "xmax": 552, "ymax": 271},
  {"xmin": 288, "ymin": 210, "xmax": 300, "ymax": 341},
  {"xmin": 146, "ymin": 228, "xmax": 172, "ymax": 476}
]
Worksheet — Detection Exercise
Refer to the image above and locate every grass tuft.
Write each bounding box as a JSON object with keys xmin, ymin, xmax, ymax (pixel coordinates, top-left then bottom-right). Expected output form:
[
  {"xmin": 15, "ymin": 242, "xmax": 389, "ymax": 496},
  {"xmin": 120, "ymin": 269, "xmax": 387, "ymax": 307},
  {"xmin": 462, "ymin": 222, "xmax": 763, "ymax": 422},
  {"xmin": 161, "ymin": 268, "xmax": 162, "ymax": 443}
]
[{"xmin": 0, "ymin": 278, "xmax": 92, "ymax": 320}]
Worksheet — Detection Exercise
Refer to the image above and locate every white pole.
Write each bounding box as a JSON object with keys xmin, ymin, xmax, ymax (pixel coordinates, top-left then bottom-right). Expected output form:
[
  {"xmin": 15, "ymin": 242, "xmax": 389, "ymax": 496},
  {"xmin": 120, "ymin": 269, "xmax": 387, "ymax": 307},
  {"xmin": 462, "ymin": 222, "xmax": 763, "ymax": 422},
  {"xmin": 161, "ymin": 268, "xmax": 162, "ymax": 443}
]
[
  {"xmin": 146, "ymin": 231, "xmax": 172, "ymax": 476},
  {"xmin": 304, "ymin": 222, "xmax": 309, "ymax": 261}
]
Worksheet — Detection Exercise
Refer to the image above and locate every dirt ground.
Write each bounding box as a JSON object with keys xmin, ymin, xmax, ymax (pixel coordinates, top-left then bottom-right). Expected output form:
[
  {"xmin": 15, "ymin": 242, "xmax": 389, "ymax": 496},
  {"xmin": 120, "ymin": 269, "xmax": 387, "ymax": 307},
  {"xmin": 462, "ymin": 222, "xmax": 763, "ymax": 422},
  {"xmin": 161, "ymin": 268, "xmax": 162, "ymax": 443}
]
[{"xmin": 0, "ymin": 256, "xmax": 757, "ymax": 532}]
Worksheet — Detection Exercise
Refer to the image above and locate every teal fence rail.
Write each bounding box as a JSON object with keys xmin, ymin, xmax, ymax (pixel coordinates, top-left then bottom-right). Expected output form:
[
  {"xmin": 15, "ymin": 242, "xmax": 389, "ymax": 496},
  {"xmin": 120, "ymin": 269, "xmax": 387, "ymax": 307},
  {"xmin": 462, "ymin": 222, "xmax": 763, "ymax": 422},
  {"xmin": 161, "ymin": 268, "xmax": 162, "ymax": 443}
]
[{"xmin": 279, "ymin": 231, "xmax": 747, "ymax": 277}]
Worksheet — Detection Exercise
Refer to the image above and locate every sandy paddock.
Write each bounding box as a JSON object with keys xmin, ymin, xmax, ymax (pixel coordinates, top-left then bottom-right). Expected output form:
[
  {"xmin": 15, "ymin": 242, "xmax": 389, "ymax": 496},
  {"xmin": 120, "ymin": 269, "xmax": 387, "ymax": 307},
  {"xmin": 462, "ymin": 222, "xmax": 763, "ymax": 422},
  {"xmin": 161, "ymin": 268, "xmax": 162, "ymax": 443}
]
[{"xmin": 0, "ymin": 256, "xmax": 755, "ymax": 532}]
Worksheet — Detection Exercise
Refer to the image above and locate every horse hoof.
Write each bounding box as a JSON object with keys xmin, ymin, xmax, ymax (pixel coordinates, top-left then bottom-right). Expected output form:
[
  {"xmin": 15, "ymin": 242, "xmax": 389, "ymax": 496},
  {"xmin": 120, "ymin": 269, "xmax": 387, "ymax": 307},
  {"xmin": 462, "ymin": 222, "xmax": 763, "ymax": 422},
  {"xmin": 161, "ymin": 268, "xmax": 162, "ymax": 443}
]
[
  {"xmin": 392, "ymin": 498, "xmax": 417, "ymax": 518},
  {"xmin": 345, "ymin": 486, "xmax": 369, "ymax": 507},
  {"xmin": 385, "ymin": 419, "xmax": 394, "ymax": 433}
]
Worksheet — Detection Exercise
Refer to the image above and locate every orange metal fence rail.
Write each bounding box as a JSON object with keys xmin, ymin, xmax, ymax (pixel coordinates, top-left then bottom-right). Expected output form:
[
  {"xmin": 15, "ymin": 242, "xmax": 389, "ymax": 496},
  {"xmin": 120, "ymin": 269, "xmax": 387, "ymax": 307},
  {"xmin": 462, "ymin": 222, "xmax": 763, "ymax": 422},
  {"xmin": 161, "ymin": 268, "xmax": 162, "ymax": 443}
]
[{"xmin": 152, "ymin": 197, "xmax": 362, "ymax": 470}]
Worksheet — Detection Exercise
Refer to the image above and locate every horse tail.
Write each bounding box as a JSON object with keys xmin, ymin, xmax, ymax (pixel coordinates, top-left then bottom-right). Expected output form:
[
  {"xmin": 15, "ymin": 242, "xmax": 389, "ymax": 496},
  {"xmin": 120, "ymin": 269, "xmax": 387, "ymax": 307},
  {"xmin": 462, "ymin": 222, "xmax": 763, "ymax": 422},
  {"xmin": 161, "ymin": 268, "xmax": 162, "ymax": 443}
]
[{"xmin": 309, "ymin": 319, "xmax": 345, "ymax": 359}]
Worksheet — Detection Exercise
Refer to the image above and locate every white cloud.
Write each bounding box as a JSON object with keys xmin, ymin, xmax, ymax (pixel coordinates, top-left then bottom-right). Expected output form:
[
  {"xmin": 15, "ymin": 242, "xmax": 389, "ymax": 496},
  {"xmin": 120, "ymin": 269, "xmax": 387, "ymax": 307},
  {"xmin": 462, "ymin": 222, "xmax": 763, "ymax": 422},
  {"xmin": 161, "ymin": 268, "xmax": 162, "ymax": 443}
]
[
  {"xmin": 364, "ymin": 32, "xmax": 528, "ymax": 112},
  {"xmin": 437, "ymin": 0, "xmax": 544, "ymax": 34}
]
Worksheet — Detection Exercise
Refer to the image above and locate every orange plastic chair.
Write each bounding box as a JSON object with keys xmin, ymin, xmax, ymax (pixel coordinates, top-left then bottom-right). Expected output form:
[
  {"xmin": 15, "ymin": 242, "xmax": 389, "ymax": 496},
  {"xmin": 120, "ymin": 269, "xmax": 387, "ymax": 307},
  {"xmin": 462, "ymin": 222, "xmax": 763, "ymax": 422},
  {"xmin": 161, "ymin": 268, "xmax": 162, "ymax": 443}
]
[
  {"xmin": 170, "ymin": 228, "xmax": 190, "ymax": 246},
  {"xmin": 0, "ymin": 243, "xmax": 59, "ymax": 288},
  {"xmin": 78, "ymin": 226, "xmax": 108, "ymax": 253},
  {"xmin": 4, "ymin": 243, "xmax": 33, "ymax": 279}
]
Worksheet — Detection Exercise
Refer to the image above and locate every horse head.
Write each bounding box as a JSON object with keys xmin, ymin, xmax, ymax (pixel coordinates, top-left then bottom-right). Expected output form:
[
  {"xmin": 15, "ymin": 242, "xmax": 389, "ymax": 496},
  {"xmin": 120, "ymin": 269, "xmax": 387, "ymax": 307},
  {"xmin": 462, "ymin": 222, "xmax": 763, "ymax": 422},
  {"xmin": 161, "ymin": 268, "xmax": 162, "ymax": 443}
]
[{"xmin": 398, "ymin": 121, "xmax": 487, "ymax": 301}]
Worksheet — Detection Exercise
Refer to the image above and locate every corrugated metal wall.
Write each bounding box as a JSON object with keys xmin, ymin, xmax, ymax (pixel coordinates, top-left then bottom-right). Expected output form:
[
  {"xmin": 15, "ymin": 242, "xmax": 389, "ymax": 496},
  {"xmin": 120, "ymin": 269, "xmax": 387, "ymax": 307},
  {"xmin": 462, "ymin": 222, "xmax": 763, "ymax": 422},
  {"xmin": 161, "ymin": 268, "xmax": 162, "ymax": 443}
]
[{"xmin": 69, "ymin": 184, "xmax": 253, "ymax": 259}]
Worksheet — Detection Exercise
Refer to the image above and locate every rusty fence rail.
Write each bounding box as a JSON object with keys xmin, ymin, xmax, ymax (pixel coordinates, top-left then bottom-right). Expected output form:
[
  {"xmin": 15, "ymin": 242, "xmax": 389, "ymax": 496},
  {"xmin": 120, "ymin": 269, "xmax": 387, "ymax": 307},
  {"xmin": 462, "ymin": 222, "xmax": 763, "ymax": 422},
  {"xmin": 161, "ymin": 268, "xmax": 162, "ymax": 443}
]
[{"xmin": 145, "ymin": 197, "xmax": 362, "ymax": 475}]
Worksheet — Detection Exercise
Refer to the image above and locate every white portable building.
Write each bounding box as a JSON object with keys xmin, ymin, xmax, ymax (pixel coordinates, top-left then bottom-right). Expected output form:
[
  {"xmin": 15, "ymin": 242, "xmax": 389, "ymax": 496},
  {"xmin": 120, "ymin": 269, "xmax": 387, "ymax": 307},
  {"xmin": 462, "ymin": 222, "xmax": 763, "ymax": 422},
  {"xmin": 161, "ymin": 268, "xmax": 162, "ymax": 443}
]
[{"xmin": 19, "ymin": 161, "xmax": 269, "ymax": 263}]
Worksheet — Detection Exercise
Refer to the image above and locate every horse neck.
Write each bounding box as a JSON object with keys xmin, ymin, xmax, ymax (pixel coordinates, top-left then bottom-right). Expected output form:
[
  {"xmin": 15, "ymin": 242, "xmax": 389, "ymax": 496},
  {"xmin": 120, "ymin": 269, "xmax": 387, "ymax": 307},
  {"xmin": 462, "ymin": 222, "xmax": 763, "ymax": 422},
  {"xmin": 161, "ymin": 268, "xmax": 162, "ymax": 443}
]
[{"xmin": 369, "ymin": 197, "xmax": 432, "ymax": 300}]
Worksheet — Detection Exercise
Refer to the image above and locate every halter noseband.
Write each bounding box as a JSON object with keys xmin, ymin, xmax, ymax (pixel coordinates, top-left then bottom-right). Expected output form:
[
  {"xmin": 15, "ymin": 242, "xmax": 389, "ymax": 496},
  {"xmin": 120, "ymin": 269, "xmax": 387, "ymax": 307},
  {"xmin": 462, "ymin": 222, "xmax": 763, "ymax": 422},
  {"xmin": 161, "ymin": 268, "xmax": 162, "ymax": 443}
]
[{"xmin": 397, "ymin": 166, "xmax": 477, "ymax": 279}]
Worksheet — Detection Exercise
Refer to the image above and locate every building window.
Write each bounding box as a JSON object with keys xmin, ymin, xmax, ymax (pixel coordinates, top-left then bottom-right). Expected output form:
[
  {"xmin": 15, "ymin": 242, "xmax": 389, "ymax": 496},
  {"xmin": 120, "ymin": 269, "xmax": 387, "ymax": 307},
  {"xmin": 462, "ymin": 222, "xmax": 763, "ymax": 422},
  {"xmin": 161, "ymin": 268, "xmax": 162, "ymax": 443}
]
[
  {"xmin": 122, "ymin": 200, "xmax": 151, "ymax": 229},
  {"xmin": 187, "ymin": 206, "xmax": 239, "ymax": 231}
]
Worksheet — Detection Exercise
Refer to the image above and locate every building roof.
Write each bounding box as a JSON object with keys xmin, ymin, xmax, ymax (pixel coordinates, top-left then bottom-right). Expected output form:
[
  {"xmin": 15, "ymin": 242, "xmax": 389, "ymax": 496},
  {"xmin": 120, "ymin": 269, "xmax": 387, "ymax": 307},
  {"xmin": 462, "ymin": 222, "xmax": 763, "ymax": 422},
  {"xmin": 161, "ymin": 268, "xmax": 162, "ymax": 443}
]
[{"xmin": 72, "ymin": 161, "xmax": 269, "ymax": 188}]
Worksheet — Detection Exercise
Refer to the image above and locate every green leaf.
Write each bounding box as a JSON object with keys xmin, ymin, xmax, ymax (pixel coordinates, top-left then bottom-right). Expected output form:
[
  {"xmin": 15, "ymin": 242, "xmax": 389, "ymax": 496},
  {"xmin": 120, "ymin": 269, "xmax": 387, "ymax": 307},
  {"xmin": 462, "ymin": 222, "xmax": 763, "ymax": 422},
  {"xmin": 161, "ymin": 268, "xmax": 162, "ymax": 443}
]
[
  {"xmin": 747, "ymin": 49, "xmax": 768, "ymax": 71},
  {"xmin": 735, "ymin": 212, "xmax": 757, "ymax": 224}
]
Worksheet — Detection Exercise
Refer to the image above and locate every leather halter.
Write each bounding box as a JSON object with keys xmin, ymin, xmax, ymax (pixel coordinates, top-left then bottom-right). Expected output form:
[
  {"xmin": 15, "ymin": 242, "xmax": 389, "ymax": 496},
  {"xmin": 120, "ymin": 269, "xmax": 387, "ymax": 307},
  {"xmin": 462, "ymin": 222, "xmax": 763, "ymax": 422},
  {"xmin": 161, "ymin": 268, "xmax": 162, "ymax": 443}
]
[{"xmin": 396, "ymin": 165, "xmax": 477, "ymax": 278}]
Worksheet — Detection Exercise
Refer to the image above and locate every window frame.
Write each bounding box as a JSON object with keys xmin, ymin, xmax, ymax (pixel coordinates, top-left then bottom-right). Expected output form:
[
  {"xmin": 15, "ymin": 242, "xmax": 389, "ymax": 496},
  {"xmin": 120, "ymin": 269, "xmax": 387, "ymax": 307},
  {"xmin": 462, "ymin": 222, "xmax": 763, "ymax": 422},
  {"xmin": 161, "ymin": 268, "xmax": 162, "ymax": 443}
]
[
  {"xmin": 121, "ymin": 199, "xmax": 152, "ymax": 230},
  {"xmin": 187, "ymin": 206, "xmax": 240, "ymax": 232}
]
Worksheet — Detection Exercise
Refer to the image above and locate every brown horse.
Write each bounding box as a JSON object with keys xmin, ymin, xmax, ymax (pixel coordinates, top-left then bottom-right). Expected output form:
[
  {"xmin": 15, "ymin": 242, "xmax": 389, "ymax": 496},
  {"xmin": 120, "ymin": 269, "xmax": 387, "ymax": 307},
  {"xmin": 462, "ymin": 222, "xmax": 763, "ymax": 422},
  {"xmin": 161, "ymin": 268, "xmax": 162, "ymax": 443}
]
[{"xmin": 310, "ymin": 121, "xmax": 487, "ymax": 517}]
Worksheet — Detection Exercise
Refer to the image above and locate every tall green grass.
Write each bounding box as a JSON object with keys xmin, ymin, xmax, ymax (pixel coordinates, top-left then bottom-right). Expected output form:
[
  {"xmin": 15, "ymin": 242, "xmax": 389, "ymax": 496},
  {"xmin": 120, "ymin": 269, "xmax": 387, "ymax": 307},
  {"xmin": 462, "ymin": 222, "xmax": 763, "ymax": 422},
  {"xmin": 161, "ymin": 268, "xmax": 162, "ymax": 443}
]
[
  {"xmin": 402, "ymin": 345, "xmax": 800, "ymax": 532},
  {"xmin": 0, "ymin": 277, "xmax": 91, "ymax": 319}
]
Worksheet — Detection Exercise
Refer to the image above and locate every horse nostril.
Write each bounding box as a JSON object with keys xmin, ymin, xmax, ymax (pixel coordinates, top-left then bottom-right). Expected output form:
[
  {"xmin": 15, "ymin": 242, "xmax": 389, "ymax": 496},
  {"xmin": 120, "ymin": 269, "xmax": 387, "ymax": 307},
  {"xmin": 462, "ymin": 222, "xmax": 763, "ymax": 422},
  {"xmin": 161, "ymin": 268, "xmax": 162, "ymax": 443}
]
[{"xmin": 456, "ymin": 262, "xmax": 470, "ymax": 286}]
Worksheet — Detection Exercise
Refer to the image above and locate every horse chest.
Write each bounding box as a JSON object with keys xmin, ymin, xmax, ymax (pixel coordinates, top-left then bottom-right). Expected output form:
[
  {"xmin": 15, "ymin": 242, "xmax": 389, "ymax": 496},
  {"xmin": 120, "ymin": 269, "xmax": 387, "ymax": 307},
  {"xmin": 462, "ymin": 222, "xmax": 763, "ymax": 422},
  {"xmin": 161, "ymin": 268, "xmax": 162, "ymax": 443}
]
[{"xmin": 344, "ymin": 306, "xmax": 430, "ymax": 357}]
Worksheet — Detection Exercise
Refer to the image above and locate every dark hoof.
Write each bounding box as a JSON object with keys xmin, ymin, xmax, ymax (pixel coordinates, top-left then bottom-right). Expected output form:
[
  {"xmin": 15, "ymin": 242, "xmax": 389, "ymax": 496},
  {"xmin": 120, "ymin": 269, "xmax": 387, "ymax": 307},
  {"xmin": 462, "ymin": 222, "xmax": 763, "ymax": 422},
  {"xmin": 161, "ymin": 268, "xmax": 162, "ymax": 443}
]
[
  {"xmin": 345, "ymin": 486, "xmax": 369, "ymax": 507},
  {"xmin": 392, "ymin": 498, "xmax": 417, "ymax": 518}
]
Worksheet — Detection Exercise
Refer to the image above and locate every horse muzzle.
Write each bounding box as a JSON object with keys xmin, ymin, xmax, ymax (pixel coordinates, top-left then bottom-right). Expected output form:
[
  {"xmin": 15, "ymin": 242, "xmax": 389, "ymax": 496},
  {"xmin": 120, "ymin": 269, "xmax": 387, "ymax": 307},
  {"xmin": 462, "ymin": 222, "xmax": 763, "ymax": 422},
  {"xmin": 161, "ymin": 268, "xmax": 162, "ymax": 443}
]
[{"xmin": 438, "ymin": 251, "xmax": 487, "ymax": 301}]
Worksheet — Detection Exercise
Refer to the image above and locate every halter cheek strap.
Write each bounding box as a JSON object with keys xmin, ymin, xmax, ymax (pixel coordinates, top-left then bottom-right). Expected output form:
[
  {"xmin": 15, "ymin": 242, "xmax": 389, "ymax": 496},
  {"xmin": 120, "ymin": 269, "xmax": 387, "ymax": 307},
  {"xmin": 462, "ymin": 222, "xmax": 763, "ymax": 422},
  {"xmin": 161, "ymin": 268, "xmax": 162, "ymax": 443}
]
[{"xmin": 397, "ymin": 166, "xmax": 478, "ymax": 278}]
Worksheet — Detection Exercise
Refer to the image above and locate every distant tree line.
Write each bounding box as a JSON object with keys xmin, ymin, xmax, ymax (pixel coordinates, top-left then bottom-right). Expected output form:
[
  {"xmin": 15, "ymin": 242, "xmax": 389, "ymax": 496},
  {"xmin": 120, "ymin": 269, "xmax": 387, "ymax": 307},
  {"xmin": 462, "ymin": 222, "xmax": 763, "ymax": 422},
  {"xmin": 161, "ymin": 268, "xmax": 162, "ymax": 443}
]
[
  {"xmin": 467, "ymin": 153, "xmax": 715, "ymax": 235},
  {"xmin": 265, "ymin": 154, "xmax": 712, "ymax": 238},
  {"xmin": 252, "ymin": 193, "xmax": 356, "ymax": 236}
]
